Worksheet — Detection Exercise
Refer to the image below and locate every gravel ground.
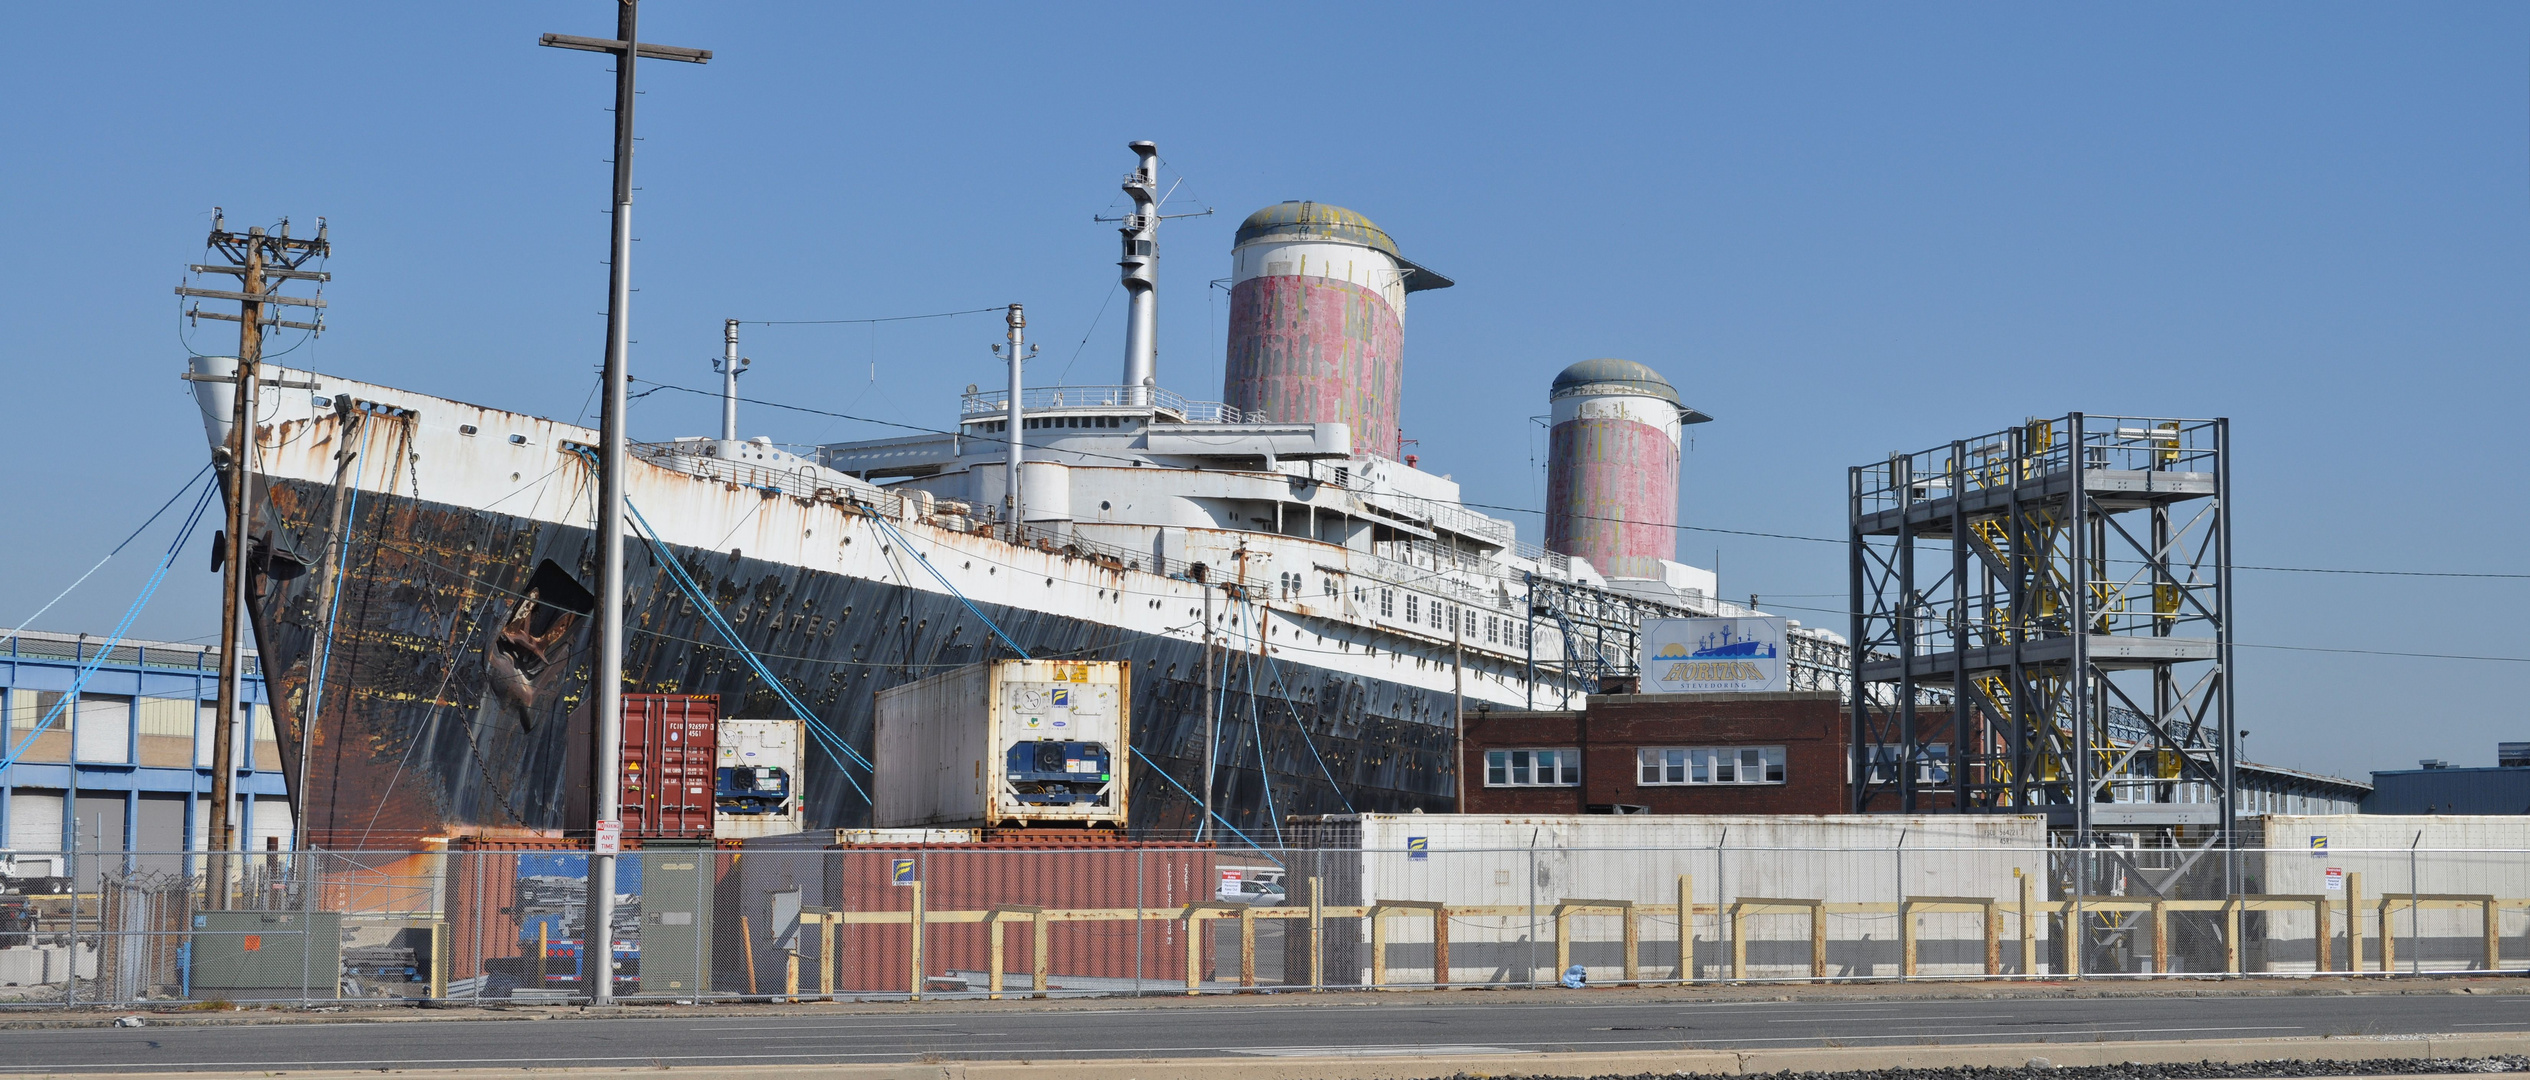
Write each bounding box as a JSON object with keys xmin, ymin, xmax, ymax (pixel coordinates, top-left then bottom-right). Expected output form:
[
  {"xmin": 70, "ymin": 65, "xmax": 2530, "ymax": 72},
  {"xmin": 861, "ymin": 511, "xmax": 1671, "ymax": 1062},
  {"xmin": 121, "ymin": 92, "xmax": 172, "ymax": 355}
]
[{"xmin": 1458, "ymin": 1058, "xmax": 2530, "ymax": 1080}]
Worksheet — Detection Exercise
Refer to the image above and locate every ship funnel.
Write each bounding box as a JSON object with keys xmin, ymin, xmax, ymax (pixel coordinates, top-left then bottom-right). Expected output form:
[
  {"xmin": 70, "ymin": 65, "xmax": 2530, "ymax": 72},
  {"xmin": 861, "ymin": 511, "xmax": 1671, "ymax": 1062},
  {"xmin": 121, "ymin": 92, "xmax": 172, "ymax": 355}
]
[
  {"xmin": 1222, "ymin": 201, "xmax": 1449, "ymax": 458},
  {"xmin": 1544, "ymin": 358, "xmax": 1711, "ymax": 580},
  {"xmin": 1118, "ymin": 141, "xmax": 1161, "ymax": 405}
]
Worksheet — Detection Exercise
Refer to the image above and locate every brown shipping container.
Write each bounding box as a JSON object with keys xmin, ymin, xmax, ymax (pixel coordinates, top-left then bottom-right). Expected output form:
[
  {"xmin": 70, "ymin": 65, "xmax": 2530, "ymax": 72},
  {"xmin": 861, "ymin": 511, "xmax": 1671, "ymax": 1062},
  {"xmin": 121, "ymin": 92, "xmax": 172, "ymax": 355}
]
[
  {"xmin": 622, "ymin": 694, "xmax": 718, "ymax": 839},
  {"xmin": 809, "ymin": 840, "xmax": 1215, "ymax": 993}
]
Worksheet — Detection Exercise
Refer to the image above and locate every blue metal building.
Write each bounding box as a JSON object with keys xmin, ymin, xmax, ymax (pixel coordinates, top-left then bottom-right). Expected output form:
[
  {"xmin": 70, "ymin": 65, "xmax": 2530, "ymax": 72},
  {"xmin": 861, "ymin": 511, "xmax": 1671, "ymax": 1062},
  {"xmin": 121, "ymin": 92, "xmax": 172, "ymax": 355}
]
[{"xmin": 1, "ymin": 630, "xmax": 289, "ymax": 886}]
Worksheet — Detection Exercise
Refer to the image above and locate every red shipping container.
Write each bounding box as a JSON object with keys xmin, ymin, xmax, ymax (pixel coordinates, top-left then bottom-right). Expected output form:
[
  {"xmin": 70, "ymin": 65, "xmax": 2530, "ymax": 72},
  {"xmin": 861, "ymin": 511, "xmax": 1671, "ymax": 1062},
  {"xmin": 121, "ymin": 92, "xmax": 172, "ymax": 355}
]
[
  {"xmin": 811, "ymin": 839, "xmax": 1216, "ymax": 993},
  {"xmin": 621, "ymin": 694, "xmax": 719, "ymax": 839}
]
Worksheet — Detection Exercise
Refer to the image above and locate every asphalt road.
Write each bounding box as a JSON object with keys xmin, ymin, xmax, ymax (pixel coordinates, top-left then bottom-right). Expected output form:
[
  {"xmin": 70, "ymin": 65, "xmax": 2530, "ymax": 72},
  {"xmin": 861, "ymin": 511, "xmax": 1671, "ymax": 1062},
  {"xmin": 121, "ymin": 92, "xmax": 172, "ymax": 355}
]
[{"xmin": 1, "ymin": 991, "xmax": 2526, "ymax": 1073}]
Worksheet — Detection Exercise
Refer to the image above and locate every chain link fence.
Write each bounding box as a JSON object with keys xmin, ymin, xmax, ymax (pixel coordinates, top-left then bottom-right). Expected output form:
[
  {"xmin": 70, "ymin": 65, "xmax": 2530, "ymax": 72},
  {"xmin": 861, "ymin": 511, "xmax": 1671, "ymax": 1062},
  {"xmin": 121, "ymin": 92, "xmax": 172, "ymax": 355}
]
[{"xmin": 2, "ymin": 841, "xmax": 2526, "ymax": 1007}]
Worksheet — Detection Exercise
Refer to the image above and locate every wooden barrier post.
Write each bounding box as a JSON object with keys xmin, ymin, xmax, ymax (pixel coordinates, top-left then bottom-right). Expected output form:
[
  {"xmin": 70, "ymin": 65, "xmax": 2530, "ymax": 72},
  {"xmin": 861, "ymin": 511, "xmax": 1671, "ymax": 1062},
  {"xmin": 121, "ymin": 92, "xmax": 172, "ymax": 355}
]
[
  {"xmin": 1434, "ymin": 905, "xmax": 1450, "ymax": 987},
  {"xmin": 1729, "ymin": 902, "xmax": 1746, "ymax": 981},
  {"xmin": 819, "ymin": 913, "xmax": 836, "ymax": 1000},
  {"xmin": 785, "ymin": 950, "xmax": 800, "ymax": 1002},
  {"xmin": 2018, "ymin": 872, "xmax": 2036, "ymax": 976},
  {"xmin": 1238, "ymin": 906, "xmax": 1256, "ymax": 988},
  {"xmin": 1811, "ymin": 904, "xmax": 1827, "ymax": 980},
  {"xmin": 2484, "ymin": 898, "xmax": 2501, "ymax": 972},
  {"xmin": 1678, "ymin": 874, "xmax": 1695, "ymax": 982},
  {"xmin": 1032, "ymin": 909, "xmax": 1049, "ymax": 998},
  {"xmin": 1899, "ymin": 900, "xmax": 1917, "ymax": 978},
  {"xmin": 2349, "ymin": 872, "xmax": 2366, "ymax": 972},
  {"xmin": 1372, "ymin": 904, "xmax": 1390, "ymax": 988},
  {"xmin": 2379, "ymin": 895, "xmax": 2397, "ymax": 972},
  {"xmin": 1307, "ymin": 876, "xmax": 1324, "ymax": 990},
  {"xmin": 740, "ymin": 916, "xmax": 759, "ymax": 994},
  {"xmin": 1622, "ymin": 905, "xmax": 1640, "ymax": 983},
  {"xmin": 1983, "ymin": 899, "xmax": 2000, "ymax": 976},
  {"xmin": 2151, "ymin": 900, "xmax": 2169, "ymax": 975},
  {"xmin": 2315, "ymin": 896, "xmax": 2333, "ymax": 973},
  {"xmin": 908, "ymin": 880, "xmax": 925, "ymax": 1000},
  {"xmin": 2225, "ymin": 900, "xmax": 2242, "ymax": 974},
  {"xmin": 535, "ymin": 921, "xmax": 548, "ymax": 992}
]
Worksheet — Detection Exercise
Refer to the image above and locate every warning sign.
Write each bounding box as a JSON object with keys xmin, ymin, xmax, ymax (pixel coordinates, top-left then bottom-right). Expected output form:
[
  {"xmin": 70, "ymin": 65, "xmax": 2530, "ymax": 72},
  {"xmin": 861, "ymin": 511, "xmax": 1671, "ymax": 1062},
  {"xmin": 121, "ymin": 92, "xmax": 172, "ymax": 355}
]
[
  {"xmin": 2325, "ymin": 867, "xmax": 2344, "ymax": 892},
  {"xmin": 594, "ymin": 819, "xmax": 622, "ymax": 855}
]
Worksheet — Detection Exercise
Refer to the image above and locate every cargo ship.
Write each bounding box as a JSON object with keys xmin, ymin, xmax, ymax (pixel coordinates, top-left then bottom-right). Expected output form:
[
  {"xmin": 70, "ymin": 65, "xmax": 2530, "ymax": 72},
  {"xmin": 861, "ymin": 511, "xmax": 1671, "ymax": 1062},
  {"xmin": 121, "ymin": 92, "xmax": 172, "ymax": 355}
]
[{"xmin": 188, "ymin": 142, "xmax": 1826, "ymax": 849}]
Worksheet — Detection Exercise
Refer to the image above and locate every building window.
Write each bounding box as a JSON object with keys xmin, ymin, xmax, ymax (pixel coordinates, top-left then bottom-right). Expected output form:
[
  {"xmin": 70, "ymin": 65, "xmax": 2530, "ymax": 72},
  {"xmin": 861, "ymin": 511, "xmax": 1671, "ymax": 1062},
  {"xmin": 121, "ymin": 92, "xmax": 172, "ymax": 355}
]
[
  {"xmin": 1863, "ymin": 744, "xmax": 1950, "ymax": 785},
  {"xmin": 1486, "ymin": 748, "xmax": 1580, "ymax": 787},
  {"xmin": 1638, "ymin": 746, "xmax": 1788, "ymax": 785}
]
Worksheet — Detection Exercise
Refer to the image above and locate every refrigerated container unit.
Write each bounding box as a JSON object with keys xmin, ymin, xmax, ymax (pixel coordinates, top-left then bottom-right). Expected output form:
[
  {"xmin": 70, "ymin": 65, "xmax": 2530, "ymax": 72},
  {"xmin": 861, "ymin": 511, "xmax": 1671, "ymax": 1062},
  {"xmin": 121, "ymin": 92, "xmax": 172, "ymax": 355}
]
[
  {"xmin": 873, "ymin": 660, "xmax": 1129, "ymax": 830},
  {"xmin": 621, "ymin": 694, "xmax": 719, "ymax": 839},
  {"xmin": 714, "ymin": 717, "xmax": 805, "ymax": 840}
]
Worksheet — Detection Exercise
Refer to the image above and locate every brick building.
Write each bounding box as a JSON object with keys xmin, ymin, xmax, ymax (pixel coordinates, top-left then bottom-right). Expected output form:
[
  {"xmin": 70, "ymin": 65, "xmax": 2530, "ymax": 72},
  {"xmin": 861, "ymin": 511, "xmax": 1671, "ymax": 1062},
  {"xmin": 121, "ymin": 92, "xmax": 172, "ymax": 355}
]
[{"xmin": 1460, "ymin": 691, "xmax": 1846, "ymax": 815}]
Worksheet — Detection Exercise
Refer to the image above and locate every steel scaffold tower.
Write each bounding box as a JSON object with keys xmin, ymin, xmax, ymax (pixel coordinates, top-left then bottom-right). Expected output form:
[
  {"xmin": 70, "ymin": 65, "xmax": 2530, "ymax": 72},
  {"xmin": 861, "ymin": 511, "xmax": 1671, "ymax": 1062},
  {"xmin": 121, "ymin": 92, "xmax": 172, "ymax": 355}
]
[{"xmin": 1847, "ymin": 415, "xmax": 2234, "ymax": 845}]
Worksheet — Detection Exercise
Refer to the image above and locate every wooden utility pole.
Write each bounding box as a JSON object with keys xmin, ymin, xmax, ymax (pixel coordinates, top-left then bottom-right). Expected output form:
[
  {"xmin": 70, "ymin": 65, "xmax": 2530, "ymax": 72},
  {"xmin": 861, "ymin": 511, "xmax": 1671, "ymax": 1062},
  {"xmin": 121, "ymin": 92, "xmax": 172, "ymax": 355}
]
[
  {"xmin": 541, "ymin": 0, "xmax": 710, "ymax": 1007},
  {"xmin": 179, "ymin": 212, "xmax": 328, "ymax": 906}
]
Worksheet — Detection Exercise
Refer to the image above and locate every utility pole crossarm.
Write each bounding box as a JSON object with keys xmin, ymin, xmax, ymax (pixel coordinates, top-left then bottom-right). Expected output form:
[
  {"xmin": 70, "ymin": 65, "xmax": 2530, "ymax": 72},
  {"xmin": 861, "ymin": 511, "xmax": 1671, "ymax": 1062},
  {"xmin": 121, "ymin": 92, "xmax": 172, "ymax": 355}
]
[
  {"xmin": 538, "ymin": 33, "xmax": 711, "ymax": 63},
  {"xmin": 176, "ymin": 286, "xmax": 326, "ymax": 308}
]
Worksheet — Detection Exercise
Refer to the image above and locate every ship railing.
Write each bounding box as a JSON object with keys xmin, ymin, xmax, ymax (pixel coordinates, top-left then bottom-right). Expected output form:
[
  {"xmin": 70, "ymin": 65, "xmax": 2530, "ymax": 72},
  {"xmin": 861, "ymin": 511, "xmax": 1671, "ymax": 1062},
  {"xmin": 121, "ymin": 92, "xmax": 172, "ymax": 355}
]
[
  {"xmin": 632, "ymin": 442, "xmax": 902, "ymax": 515},
  {"xmin": 959, "ymin": 385, "xmax": 1257, "ymax": 425},
  {"xmin": 996, "ymin": 520, "xmax": 1182, "ymax": 579}
]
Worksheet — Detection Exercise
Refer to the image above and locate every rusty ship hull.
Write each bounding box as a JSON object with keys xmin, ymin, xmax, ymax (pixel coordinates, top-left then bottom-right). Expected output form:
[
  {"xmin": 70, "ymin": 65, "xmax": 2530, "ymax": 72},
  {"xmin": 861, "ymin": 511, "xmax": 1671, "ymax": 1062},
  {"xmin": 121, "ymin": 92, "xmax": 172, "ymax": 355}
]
[{"xmin": 201, "ymin": 360, "xmax": 1519, "ymax": 849}]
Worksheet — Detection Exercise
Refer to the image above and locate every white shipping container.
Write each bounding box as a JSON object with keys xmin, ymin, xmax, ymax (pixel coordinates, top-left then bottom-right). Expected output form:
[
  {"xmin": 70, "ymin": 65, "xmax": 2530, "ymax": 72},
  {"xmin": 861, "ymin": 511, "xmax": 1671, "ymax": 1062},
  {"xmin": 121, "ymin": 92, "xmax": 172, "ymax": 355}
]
[
  {"xmin": 2262, "ymin": 815, "xmax": 2530, "ymax": 972},
  {"xmin": 1296, "ymin": 813, "xmax": 2050, "ymax": 983},
  {"xmin": 873, "ymin": 660, "xmax": 1129, "ymax": 829},
  {"xmin": 715, "ymin": 718, "xmax": 806, "ymax": 840}
]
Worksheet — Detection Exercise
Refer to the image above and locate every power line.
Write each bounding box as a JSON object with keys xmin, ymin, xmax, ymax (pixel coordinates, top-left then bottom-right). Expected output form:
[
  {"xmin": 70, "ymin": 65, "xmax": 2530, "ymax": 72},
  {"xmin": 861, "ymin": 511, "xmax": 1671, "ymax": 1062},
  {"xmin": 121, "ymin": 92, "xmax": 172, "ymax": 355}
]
[
  {"xmin": 628, "ymin": 377, "xmax": 2525, "ymax": 583},
  {"xmin": 739, "ymin": 307, "xmax": 1003, "ymax": 326}
]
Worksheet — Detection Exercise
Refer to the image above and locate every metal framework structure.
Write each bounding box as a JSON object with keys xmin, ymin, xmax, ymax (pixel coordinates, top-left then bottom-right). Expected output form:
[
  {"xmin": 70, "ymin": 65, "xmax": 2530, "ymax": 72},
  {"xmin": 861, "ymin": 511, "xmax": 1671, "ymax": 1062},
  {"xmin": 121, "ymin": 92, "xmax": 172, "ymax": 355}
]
[
  {"xmin": 1847, "ymin": 414, "xmax": 2234, "ymax": 844},
  {"xmin": 1521, "ymin": 575, "xmax": 1847, "ymax": 708}
]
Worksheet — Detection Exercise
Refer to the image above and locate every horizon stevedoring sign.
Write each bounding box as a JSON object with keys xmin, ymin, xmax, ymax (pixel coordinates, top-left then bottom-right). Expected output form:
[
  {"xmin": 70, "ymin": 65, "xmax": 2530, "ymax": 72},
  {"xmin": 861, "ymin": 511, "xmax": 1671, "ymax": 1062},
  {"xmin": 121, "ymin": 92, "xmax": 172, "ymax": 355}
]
[{"xmin": 1638, "ymin": 616, "xmax": 1790, "ymax": 693}]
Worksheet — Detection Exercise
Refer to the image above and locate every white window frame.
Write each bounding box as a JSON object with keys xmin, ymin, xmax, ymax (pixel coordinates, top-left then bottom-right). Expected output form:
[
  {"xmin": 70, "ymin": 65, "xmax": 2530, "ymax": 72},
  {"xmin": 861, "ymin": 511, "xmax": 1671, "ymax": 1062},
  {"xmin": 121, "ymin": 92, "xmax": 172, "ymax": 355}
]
[
  {"xmin": 1484, "ymin": 748, "xmax": 1581, "ymax": 787},
  {"xmin": 1637, "ymin": 746, "xmax": 1788, "ymax": 786}
]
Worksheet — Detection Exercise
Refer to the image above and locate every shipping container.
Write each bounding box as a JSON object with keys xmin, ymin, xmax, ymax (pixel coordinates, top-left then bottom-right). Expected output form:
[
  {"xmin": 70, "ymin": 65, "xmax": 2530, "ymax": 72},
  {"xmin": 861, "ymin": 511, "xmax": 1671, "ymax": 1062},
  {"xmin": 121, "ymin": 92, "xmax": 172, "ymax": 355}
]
[
  {"xmin": 873, "ymin": 660, "xmax": 1129, "ymax": 829},
  {"xmin": 714, "ymin": 718, "xmax": 805, "ymax": 841},
  {"xmin": 622, "ymin": 694, "xmax": 719, "ymax": 839},
  {"xmin": 1286, "ymin": 813, "xmax": 2051, "ymax": 984},
  {"xmin": 813, "ymin": 838, "xmax": 1212, "ymax": 993}
]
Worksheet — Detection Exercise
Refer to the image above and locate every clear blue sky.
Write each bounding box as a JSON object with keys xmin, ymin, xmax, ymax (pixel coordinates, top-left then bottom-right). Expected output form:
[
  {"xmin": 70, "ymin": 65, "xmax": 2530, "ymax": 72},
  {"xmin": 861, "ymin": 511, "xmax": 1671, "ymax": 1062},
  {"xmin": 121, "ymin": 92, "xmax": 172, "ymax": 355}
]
[{"xmin": 2, "ymin": 3, "xmax": 2521, "ymax": 781}]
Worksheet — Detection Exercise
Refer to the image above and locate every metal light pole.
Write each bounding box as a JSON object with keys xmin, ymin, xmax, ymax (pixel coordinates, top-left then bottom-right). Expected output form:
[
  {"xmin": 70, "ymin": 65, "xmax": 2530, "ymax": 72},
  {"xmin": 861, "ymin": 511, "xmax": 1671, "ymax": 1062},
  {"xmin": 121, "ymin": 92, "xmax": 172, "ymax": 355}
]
[
  {"xmin": 999, "ymin": 304, "xmax": 1031, "ymax": 537},
  {"xmin": 540, "ymin": 0, "xmax": 709, "ymax": 1006}
]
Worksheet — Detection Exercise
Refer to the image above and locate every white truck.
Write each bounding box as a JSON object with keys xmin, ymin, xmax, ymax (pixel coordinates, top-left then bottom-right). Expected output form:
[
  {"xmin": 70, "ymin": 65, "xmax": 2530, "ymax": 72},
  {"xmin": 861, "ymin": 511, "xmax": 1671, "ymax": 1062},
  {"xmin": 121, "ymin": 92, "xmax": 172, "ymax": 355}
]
[
  {"xmin": 0, "ymin": 850, "xmax": 68, "ymax": 895},
  {"xmin": 873, "ymin": 659, "xmax": 1129, "ymax": 830}
]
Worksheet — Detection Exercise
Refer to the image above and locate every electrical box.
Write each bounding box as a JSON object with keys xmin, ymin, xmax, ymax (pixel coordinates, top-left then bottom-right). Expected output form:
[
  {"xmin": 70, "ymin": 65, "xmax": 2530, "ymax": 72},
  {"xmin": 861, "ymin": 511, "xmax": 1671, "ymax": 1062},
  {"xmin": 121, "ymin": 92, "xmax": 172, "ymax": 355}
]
[
  {"xmin": 622, "ymin": 694, "xmax": 718, "ymax": 839},
  {"xmin": 636, "ymin": 848, "xmax": 712, "ymax": 995},
  {"xmin": 188, "ymin": 910, "xmax": 342, "ymax": 1001},
  {"xmin": 873, "ymin": 660, "xmax": 1129, "ymax": 830},
  {"xmin": 714, "ymin": 718, "xmax": 805, "ymax": 840}
]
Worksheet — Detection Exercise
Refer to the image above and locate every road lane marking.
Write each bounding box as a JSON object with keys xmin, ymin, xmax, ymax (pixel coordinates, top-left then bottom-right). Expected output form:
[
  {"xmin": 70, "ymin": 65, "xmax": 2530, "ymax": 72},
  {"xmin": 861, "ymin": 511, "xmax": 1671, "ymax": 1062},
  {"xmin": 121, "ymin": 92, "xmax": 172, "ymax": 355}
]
[
  {"xmin": 1229, "ymin": 1045, "xmax": 1534, "ymax": 1057},
  {"xmin": 1768, "ymin": 1014, "xmax": 2017, "ymax": 1024}
]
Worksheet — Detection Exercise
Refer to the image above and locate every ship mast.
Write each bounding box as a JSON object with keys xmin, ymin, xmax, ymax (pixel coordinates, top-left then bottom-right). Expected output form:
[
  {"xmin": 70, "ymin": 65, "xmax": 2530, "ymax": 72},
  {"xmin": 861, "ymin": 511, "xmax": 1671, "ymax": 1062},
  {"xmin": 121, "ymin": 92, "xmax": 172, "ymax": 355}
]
[
  {"xmin": 540, "ymin": 0, "xmax": 709, "ymax": 1008},
  {"xmin": 1117, "ymin": 141, "xmax": 1160, "ymax": 406}
]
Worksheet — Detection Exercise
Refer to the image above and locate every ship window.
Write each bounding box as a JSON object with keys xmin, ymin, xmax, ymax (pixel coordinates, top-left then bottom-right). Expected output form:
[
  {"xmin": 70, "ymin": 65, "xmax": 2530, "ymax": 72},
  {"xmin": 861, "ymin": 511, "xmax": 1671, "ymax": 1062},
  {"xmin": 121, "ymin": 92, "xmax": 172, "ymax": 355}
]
[
  {"xmin": 1405, "ymin": 594, "xmax": 1418, "ymax": 623},
  {"xmin": 508, "ymin": 434, "xmax": 529, "ymax": 445},
  {"xmin": 458, "ymin": 424, "xmax": 478, "ymax": 436},
  {"xmin": 1379, "ymin": 588, "xmax": 1393, "ymax": 618}
]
